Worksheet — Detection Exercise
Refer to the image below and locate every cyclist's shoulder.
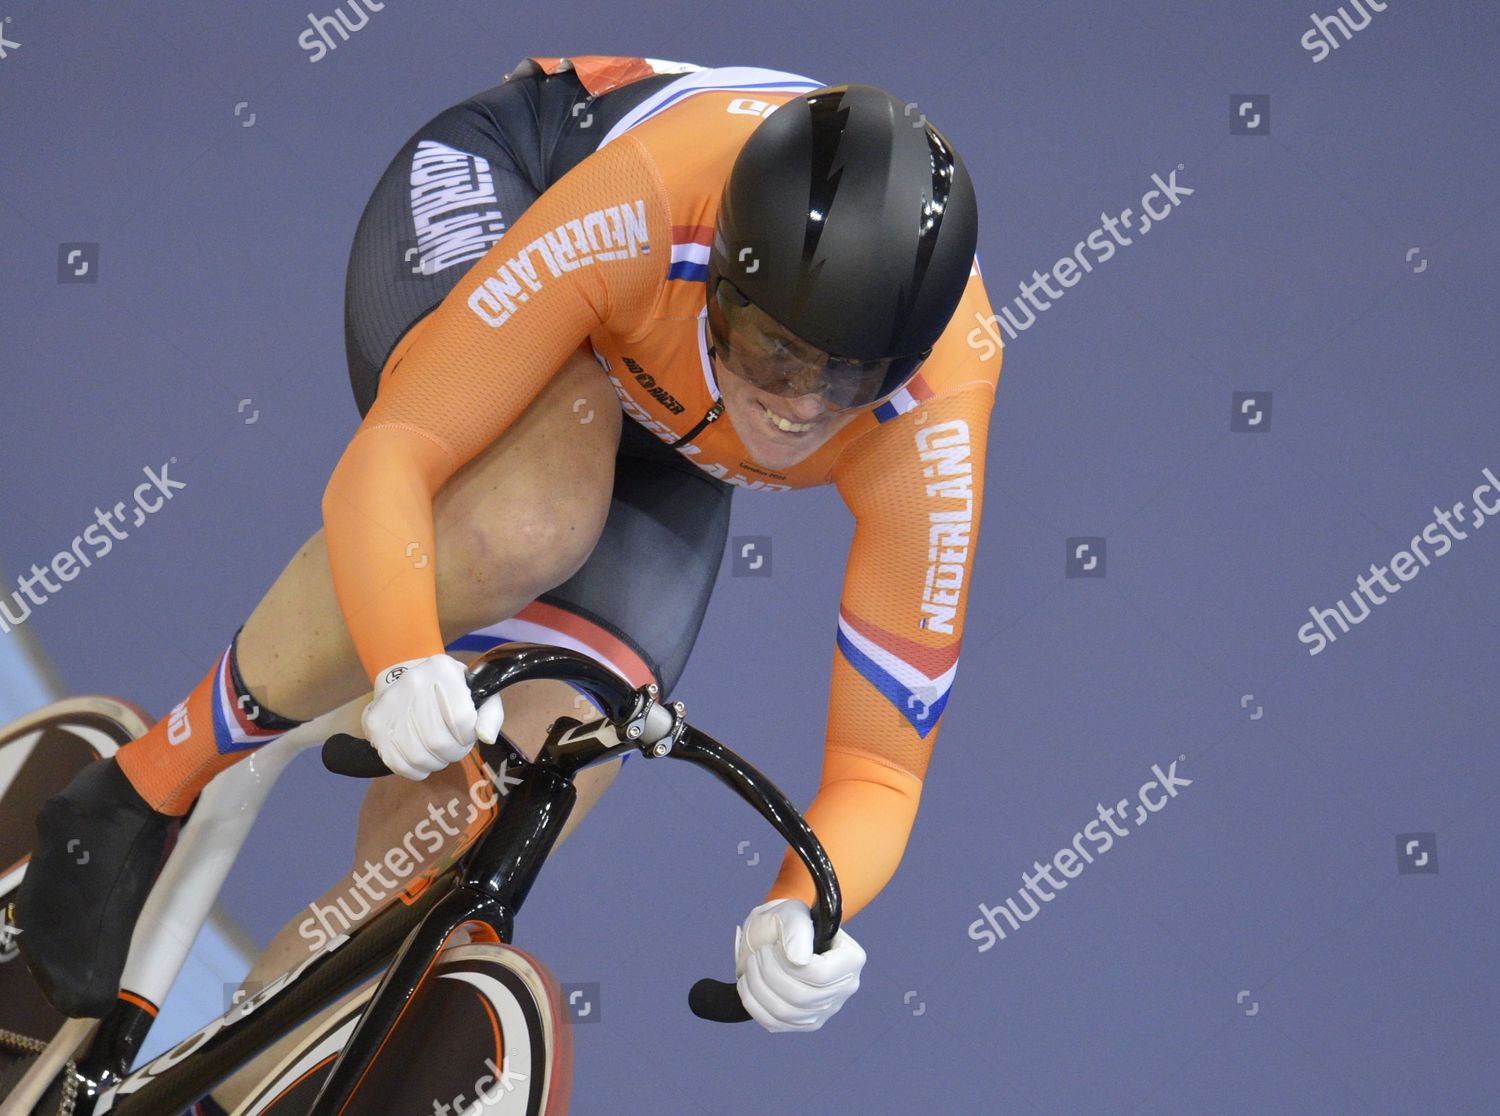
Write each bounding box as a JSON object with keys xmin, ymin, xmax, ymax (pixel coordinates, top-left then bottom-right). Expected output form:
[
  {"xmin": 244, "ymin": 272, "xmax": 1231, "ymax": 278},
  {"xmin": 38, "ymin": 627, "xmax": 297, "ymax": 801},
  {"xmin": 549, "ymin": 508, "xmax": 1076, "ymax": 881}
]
[
  {"xmin": 920, "ymin": 263, "xmax": 1002, "ymax": 394},
  {"xmin": 826, "ymin": 278, "xmax": 1000, "ymax": 491}
]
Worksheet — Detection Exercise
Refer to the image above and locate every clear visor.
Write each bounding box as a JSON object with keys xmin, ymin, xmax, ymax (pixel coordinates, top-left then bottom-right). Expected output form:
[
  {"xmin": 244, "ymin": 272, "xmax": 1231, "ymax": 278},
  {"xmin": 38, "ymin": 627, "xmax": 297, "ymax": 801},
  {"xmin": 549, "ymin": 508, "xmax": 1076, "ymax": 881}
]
[{"xmin": 706, "ymin": 277, "xmax": 928, "ymax": 411}]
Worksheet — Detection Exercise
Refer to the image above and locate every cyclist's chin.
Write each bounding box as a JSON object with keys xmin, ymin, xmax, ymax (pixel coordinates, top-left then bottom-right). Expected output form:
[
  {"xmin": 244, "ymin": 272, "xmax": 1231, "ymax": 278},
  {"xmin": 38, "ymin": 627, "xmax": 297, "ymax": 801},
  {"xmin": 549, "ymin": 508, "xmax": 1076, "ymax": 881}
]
[{"xmin": 720, "ymin": 379, "xmax": 855, "ymax": 471}]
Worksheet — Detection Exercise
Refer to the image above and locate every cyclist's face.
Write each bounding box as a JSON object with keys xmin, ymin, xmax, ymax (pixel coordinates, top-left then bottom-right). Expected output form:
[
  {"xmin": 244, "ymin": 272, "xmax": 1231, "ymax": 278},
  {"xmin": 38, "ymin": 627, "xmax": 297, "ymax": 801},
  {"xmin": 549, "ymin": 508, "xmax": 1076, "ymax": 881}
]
[{"xmin": 714, "ymin": 353, "xmax": 860, "ymax": 471}]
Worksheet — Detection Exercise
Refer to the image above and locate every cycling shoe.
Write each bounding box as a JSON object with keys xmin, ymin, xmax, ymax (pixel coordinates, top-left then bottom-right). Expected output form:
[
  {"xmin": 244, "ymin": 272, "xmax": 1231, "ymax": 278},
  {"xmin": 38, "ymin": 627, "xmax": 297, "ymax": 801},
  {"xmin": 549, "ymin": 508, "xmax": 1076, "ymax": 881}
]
[{"xmin": 15, "ymin": 758, "xmax": 174, "ymax": 1018}]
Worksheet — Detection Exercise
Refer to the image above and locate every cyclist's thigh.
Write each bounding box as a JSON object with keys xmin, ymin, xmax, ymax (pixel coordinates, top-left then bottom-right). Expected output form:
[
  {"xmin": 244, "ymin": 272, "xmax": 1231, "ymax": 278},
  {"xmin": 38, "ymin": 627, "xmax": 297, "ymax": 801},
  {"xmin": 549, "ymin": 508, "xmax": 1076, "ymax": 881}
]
[{"xmin": 450, "ymin": 417, "xmax": 735, "ymax": 698}]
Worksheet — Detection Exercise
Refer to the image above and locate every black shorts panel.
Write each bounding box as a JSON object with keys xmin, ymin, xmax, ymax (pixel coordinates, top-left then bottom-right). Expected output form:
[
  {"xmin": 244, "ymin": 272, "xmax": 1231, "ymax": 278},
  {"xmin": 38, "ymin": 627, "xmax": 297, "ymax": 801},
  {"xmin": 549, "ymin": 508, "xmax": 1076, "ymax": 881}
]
[{"xmin": 537, "ymin": 419, "xmax": 731, "ymax": 693}]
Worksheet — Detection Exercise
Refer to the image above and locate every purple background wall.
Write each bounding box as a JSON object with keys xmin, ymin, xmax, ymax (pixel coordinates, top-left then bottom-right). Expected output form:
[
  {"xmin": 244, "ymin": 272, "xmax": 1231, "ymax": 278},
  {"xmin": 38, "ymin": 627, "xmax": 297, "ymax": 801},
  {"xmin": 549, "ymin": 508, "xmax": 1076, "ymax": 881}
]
[{"xmin": 3, "ymin": 2, "xmax": 1498, "ymax": 1112}]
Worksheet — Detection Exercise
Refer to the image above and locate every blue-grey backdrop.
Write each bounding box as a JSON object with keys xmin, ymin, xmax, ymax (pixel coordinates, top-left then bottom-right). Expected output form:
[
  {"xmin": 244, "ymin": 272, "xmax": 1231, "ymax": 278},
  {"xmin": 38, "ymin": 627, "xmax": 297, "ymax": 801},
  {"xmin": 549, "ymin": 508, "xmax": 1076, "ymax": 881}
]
[{"xmin": 3, "ymin": 2, "xmax": 1498, "ymax": 1113}]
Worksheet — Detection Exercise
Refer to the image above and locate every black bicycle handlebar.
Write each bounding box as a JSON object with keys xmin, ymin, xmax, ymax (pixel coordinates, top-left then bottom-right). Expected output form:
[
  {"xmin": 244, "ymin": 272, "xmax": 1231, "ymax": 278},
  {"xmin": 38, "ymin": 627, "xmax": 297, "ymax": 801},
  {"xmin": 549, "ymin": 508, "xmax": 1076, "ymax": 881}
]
[
  {"xmin": 322, "ymin": 732, "xmax": 392, "ymax": 778},
  {"xmin": 664, "ymin": 721, "xmax": 842, "ymax": 1024},
  {"xmin": 322, "ymin": 644, "xmax": 640, "ymax": 781},
  {"xmin": 321, "ymin": 643, "xmax": 840, "ymax": 1025}
]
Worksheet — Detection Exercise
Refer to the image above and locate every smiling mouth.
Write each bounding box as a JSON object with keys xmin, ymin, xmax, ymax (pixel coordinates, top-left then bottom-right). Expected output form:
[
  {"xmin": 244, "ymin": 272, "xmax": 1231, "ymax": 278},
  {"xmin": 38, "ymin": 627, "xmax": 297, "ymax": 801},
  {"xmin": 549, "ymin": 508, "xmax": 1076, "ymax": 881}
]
[{"xmin": 758, "ymin": 399, "xmax": 819, "ymax": 434}]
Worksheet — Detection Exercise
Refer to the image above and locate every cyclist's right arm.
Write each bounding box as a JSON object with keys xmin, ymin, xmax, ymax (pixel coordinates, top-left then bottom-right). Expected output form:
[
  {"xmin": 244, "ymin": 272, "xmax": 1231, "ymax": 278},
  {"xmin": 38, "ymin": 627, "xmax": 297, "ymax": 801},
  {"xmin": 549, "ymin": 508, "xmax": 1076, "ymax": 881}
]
[{"xmin": 322, "ymin": 134, "xmax": 670, "ymax": 684}]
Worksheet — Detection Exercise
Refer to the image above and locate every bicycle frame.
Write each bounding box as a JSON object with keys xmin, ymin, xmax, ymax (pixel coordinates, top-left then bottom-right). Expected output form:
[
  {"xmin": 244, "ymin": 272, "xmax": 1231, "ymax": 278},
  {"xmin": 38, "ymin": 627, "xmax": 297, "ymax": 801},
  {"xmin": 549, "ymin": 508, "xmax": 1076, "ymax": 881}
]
[
  {"xmin": 67, "ymin": 692, "xmax": 396, "ymax": 1113},
  {"xmin": 31, "ymin": 644, "xmax": 840, "ymax": 1115},
  {"xmin": 91, "ymin": 731, "xmax": 572, "ymax": 1116},
  {"xmin": 58, "ymin": 645, "xmax": 658, "ymax": 1113}
]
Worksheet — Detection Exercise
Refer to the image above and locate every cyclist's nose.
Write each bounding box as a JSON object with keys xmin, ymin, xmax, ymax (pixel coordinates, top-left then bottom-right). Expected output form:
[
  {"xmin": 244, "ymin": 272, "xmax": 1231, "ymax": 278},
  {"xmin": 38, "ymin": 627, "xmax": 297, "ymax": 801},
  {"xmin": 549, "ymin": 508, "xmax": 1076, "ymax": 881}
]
[{"xmin": 783, "ymin": 393, "xmax": 830, "ymax": 422}]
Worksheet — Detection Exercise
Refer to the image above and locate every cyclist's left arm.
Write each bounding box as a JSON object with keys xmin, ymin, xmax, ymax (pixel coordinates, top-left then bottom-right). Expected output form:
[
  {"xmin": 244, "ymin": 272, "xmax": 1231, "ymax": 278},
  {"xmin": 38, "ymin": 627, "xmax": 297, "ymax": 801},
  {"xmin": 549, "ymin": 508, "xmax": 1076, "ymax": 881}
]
[{"xmin": 766, "ymin": 354, "xmax": 999, "ymax": 919}]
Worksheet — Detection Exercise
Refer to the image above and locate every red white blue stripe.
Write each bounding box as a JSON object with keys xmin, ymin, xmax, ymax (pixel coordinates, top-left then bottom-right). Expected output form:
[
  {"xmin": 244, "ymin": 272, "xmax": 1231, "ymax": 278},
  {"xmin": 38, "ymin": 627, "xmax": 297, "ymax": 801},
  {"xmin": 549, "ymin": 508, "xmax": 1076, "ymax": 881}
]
[
  {"xmin": 836, "ymin": 608, "xmax": 959, "ymax": 736},
  {"xmin": 210, "ymin": 649, "xmax": 284, "ymax": 755},
  {"xmin": 447, "ymin": 605, "xmax": 653, "ymax": 689},
  {"xmin": 873, "ymin": 371, "xmax": 936, "ymax": 425},
  {"xmin": 669, "ymin": 225, "xmax": 713, "ymax": 282},
  {"xmin": 448, "ymin": 604, "xmax": 655, "ymax": 754}
]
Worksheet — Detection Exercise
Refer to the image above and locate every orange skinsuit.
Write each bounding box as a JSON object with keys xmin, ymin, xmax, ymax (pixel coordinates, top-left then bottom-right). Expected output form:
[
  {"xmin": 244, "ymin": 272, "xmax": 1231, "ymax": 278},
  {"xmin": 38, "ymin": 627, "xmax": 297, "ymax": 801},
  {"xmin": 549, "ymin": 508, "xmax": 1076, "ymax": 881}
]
[{"xmin": 321, "ymin": 60, "xmax": 1003, "ymax": 920}]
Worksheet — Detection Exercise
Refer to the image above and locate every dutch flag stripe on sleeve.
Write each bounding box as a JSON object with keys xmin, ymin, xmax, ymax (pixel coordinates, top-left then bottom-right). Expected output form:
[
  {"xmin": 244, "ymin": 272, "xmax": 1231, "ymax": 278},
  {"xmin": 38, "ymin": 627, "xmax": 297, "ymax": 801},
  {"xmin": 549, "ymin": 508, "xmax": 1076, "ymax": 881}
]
[
  {"xmin": 836, "ymin": 607, "xmax": 959, "ymax": 736},
  {"xmin": 874, "ymin": 371, "xmax": 936, "ymax": 425},
  {"xmin": 669, "ymin": 225, "xmax": 713, "ymax": 282}
]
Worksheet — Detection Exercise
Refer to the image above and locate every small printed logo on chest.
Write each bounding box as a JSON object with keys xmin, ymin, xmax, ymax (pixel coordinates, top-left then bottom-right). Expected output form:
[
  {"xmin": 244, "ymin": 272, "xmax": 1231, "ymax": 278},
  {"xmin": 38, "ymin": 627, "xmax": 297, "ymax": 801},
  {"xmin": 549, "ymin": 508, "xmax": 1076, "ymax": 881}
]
[{"xmin": 622, "ymin": 357, "xmax": 686, "ymax": 415}]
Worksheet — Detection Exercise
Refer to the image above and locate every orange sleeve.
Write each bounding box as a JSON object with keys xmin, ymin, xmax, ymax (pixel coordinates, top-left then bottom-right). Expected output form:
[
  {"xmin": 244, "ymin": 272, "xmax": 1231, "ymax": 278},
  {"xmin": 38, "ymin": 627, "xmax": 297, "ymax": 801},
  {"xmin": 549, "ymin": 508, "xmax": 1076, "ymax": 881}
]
[
  {"xmin": 766, "ymin": 750, "xmax": 926, "ymax": 920},
  {"xmin": 768, "ymin": 366, "xmax": 999, "ymax": 919},
  {"xmin": 323, "ymin": 135, "xmax": 670, "ymax": 681}
]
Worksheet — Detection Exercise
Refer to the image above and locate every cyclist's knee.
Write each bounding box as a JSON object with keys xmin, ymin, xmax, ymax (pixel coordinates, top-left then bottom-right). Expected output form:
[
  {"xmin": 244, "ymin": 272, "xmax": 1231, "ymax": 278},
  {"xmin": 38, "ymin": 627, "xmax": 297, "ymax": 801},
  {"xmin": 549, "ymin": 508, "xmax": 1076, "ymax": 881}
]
[
  {"xmin": 441, "ymin": 491, "xmax": 607, "ymax": 610},
  {"xmin": 433, "ymin": 351, "xmax": 619, "ymax": 624}
]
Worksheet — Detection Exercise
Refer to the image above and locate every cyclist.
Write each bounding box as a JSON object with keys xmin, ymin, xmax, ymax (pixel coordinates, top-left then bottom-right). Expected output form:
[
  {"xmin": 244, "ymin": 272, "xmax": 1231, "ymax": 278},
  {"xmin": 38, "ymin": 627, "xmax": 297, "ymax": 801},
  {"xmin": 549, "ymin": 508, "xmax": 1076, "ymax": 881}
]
[{"xmin": 18, "ymin": 56, "xmax": 1000, "ymax": 1046}]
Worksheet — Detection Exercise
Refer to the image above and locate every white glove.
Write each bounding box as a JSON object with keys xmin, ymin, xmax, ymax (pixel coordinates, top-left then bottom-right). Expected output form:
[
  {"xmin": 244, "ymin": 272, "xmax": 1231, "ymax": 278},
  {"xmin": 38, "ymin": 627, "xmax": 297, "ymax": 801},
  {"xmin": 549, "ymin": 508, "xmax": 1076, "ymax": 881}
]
[
  {"xmin": 734, "ymin": 898, "xmax": 865, "ymax": 1033},
  {"xmin": 361, "ymin": 655, "xmax": 505, "ymax": 781}
]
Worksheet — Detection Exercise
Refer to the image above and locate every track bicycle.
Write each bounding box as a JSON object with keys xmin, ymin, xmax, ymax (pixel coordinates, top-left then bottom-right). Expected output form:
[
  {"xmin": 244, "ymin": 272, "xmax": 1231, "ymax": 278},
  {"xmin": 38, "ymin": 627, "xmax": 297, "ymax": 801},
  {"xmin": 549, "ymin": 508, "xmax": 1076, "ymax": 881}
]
[{"xmin": 0, "ymin": 642, "xmax": 841, "ymax": 1115}]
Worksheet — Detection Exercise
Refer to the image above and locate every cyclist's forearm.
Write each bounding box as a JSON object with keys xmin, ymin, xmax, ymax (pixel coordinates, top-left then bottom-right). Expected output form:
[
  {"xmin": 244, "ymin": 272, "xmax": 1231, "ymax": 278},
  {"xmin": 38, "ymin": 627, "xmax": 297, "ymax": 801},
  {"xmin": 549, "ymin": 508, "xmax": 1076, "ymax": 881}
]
[
  {"xmin": 323, "ymin": 424, "xmax": 455, "ymax": 681},
  {"xmin": 766, "ymin": 749, "xmax": 922, "ymax": 920}
]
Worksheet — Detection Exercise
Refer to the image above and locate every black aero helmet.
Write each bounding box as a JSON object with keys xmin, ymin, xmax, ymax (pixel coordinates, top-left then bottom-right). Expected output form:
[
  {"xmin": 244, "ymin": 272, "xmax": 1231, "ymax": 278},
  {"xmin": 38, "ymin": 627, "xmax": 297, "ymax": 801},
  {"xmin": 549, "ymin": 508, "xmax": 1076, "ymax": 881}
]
[{"xmin": 707, "ymin": 83, "xmax": 978, "ymax": 410}]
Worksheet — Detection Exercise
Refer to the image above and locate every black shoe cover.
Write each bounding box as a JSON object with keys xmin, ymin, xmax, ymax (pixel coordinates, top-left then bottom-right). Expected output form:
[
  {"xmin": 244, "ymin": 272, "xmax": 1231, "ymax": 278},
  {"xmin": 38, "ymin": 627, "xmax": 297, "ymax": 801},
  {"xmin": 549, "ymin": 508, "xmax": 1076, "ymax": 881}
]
[{"xmin": 15, "ymin": 757, "xmax": 173, "ymax": 1018}]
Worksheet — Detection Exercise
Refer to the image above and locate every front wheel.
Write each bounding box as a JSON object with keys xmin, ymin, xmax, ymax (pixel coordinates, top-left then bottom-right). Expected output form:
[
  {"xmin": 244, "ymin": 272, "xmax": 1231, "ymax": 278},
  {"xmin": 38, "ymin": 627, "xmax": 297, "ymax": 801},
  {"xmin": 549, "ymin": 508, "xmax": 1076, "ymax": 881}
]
[{"xmin": 232, "ymin": 942, "xmax": 572, "ymax": 1115}]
